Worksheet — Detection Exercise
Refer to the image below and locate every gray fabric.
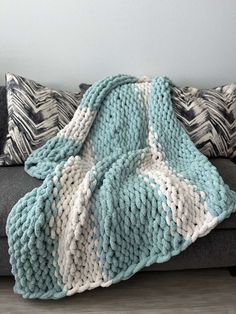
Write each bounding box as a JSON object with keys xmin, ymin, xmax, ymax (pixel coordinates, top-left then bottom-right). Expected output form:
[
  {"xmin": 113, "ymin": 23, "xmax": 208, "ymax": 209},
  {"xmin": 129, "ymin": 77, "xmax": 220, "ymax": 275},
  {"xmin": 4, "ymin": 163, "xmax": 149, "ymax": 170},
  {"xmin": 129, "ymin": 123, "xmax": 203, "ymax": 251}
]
[
  {"xmin": 145, "ymin": 229, "xmax": 236, "ymax": 271},
  {"xmin": 210, "ymin": 158, "xmax": 236, "ymax": 193},
  {"xmin": 2, "ymin": 229, "xmax": 236, "ymax": 275},
  {"xmin": 0, "ymin": 166, "xmax": 41, "ymax": 237},
  {"xmin": 0, "ymin": 159, "xmax": 236, "ymax": 238},
  {"xmin": 79, "ymin": 83, "xmax": 91, "ymax": 93},
  {"xmin": 0, "ymin": 86, "xmax": 8, "ymax": 153},
  {"xmin": 0, "ymin": 237, "xmax": 10, "ymax": 275},
  {"xmin": 210, "ymin": 158, "xmax": 236, "ymax": 230}
]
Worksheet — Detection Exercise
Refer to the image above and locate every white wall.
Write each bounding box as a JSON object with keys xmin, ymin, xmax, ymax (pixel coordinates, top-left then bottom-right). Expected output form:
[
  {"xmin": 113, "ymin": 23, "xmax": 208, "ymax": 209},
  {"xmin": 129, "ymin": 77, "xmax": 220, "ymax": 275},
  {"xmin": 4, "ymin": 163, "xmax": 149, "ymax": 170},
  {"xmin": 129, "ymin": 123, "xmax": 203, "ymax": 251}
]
[{"xmin": 0, "ymin": 0, "xmax": 236, "ymax": 91}]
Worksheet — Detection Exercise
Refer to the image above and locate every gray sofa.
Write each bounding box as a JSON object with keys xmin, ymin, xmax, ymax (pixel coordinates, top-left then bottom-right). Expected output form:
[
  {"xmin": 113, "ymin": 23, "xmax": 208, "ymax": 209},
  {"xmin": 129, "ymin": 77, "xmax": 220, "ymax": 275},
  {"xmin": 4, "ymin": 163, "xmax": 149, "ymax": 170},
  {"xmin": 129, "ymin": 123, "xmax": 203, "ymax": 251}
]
[{"xmin": 1, "ymin": 158, "xmax": 236, "ymax": 276}]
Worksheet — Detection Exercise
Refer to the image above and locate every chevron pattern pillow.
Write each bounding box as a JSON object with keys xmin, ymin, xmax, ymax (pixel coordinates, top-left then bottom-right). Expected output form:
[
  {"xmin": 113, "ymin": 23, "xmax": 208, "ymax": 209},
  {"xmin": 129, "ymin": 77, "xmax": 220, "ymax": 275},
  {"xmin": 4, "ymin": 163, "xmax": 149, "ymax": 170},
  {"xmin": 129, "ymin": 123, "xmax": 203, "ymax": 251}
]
[
  {"xmin": 0, "ymin": 86, "xmax": 8, "ymax": 153},
  {"xmin": 0, "ymin": 73, "xmax": 83, "ymax": 165},
  {"xmin": 171, "ymin": 84, "xmax": 236, "ymax": 159}
]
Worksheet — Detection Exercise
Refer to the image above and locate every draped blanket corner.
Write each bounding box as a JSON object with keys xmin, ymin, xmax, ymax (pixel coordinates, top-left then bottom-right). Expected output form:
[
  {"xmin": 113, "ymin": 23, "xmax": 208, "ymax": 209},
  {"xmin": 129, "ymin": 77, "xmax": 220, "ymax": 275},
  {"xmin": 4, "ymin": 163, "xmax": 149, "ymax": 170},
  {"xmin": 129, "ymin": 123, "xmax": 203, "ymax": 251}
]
[{"xmin": 6, "ymin": 75, "xmax": 236, "ymax": 299}]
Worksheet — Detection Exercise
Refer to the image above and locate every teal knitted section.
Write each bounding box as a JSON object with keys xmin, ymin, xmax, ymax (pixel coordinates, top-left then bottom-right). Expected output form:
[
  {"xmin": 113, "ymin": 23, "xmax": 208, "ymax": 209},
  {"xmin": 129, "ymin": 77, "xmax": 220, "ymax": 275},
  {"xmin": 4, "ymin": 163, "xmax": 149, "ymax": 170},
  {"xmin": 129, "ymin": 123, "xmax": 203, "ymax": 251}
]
[
  {"xmin": 25, "ymin": 137, "xmax": 80, "ymax": 179},
  {"xmin": 88, "ymin": 82, "xmax": 148, "ymax": 161},
  {"xmin": 6, "ymin": 164, "xmax": 66, "ymax": 299},
  {"xmin": 6, "ymin": 74, "xmax": 236, "ymax": 299},
  {"xmin": 79, "ymin": 74, "xmax": 137, "ymax": 110}
]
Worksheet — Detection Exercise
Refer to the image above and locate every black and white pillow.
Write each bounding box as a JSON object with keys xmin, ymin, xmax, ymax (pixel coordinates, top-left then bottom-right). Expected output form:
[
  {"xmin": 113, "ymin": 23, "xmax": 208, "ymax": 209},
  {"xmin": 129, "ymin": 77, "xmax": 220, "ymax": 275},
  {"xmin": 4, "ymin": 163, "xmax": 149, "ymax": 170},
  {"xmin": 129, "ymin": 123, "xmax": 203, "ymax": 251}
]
[
  {"xmin": 0, "ymin": 86, "xmax": 8, "ymax": 153},
  {"xmin": 171, "ymin": 84, "xmax": 236, "ymax": 159},
  {"xmin": 0, "ymin": 73, "xmax": 83, "ymax": 165}
]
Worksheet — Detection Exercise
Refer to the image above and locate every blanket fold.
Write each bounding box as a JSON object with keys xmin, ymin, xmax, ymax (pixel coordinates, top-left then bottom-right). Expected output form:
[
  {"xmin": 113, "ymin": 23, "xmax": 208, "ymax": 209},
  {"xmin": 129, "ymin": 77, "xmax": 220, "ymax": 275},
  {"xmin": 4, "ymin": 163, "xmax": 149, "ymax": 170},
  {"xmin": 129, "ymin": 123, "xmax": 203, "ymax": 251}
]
[{"xmin": 6, "ymin": 75, "xmax": 236, "ymax": 299}]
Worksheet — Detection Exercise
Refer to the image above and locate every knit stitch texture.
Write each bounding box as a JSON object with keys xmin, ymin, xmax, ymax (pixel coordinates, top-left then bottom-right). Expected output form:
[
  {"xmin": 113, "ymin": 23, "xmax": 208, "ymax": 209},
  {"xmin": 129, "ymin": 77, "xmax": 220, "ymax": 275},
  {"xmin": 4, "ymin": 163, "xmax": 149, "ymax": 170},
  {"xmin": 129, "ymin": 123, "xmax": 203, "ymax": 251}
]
[{"xmin": 6, "ymin": 75, "xmax": 236, "ymax": 299}]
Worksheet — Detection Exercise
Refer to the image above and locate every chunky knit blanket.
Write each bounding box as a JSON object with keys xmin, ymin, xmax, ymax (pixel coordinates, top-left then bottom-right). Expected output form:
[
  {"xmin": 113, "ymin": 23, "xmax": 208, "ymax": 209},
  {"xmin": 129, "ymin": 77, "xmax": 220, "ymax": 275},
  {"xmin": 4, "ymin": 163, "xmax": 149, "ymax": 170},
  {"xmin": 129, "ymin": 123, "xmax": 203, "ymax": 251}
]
[{"xmin": 7, "ymin": 75, "xmax": 236, "ymax": 299}]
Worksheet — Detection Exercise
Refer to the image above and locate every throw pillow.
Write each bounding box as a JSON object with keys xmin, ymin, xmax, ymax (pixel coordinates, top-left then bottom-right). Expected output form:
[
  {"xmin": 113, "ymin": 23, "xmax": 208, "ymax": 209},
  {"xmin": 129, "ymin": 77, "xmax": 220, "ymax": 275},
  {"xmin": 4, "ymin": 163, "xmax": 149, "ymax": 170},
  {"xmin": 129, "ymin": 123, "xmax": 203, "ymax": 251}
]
[
  {"xmin": 171, "ymin": 83, "xmax": 236, "ymax": 158},
  {"xmin": 0, "ymin": 73, "xmax": 83, "ymax": 165},
  {"xmin": 0, "ymin": 86, "xmax": 8, "ymax": 154}
]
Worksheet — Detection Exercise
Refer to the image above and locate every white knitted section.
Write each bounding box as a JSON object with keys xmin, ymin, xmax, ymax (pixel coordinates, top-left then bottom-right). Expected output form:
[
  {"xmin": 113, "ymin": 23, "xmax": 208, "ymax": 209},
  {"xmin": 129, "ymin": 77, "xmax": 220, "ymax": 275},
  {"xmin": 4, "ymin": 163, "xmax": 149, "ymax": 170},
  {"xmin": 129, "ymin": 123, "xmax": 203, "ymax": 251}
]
[
  {"xmin": 137, "ymin": 134, "xmax": 218, "ymax": 242},
  {"xmin": 80, "ymin": 138, "xmax": 94, "ymax": 167},
  {"xmin": 135, "ymin": 81, "xmax": 151, "ymax": 109},
  {"xmin": 135, "ymin": 82, "xmax": 151, "ymax": 146},
  {"xmin": 137, "ymin": 76, "xmax": 151, "ymax": 83},
  {"xmin": 58, "ymin": 107, "xmax": 96, "ymax": 141},
  {"xmin": 49, "ymin": 156, "xmax": 112, "ymax": 295}
]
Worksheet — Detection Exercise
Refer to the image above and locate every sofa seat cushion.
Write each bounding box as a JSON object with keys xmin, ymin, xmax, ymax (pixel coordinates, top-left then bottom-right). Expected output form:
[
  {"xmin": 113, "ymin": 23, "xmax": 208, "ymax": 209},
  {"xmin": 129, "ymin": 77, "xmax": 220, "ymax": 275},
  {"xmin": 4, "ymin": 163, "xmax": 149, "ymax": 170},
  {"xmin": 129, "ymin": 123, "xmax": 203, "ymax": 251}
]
[
  {"xmin": 0, "ymin": 158, "xmax": 236, "ymax": 237},
  {"xmin": 0, "ymin": 166, "xmax": 41, "ymax": 237},
  {"xmin": 210, "ymin": 158, "xmax": 236, "ymax": 229}
]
